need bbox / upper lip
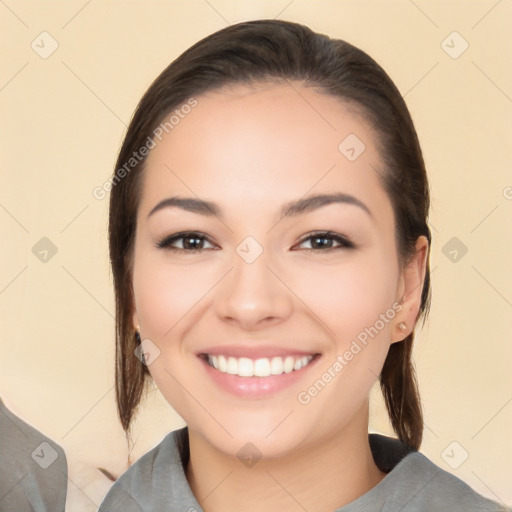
[196,345,320,359]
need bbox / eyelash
[155,230,355,253]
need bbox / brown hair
[109,19,431,450]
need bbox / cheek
[290,253,398,341]
[131,249,214,418]
[132,250,216,338]
[293,256,398,422]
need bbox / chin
[189,410,311,460]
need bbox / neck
[185,404,386,512]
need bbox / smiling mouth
[199,353,320,378]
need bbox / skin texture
[131,82,428,512]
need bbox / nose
[214,248,293,331]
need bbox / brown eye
[295,231,355,252]
[156,232,217,252]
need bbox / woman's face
[131,82,425,458]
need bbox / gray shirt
[99,426,510,511]
[0,397,68,512]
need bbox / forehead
[140,81,391,221]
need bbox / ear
[392,235,429,343]
[132,310,140,332]
[130,277,140,332]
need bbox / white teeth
[226,357,238,375]
[283,356,295,373]
[238,358,253,377]
[217,355,226,372]
[254,358,271,377]
[270,357,283,375]
[206,354,315,377]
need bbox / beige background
[1,0,511,510]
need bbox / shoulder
[0,397,68,511]
[99,427,198,512]
[363,433,510,512]
[383,451,510,512]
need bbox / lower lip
[198,355,321,398]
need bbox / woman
[99,19,509,511]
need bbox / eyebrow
[147,192,372,220]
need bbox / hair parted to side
[109,19,431,450]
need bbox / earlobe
[132,311,140,332]
[392,236,429,343]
